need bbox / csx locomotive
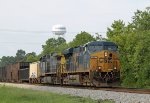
[0,41,120,87]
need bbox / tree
[0,56,16,67]
[69,31,95,47]
[41,37,67,55]
[0,50,39,67]
[131,9,150,31]
[107,8,150,88]
[15,49,26,62]
[25,52,39,62]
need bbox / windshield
[104,45,117,51]
[88,46,103,53]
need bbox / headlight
[104,52,108,57]
[98,66,101,70]
[114,67,117,70]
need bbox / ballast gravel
[0,83,150,103]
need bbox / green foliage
[0,56,16,67]
[69,31,96,47]
[25,52,39,62]
[0,50,39,67]
[41,37,67,55]
[132,10,150,30]
[0,49,27,67]
[15,49,26,62]
[107,20,125,39]
[107,9,150,88]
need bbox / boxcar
[10,62,30,82]
[6,65,12,82]
[0,67,6,82]
[18,62,30,82]
[11,63,19,82]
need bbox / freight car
[39,41,120,87]
[1,62,30,83]
[0,67,6,82]
[6,65,11,82]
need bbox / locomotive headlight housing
[97,66,102,71]
[98,66,101,70]
[104,52,108,57]
[114,67,117,70]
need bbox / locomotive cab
[85,41,120,86]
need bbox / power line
[0,42,42,44]
[0,29,50,33]
[0,41,44,46]
[0,29,106,34]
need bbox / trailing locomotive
[0,41,120,87]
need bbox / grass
[0,85,114,103]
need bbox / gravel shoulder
[0,83,150,103]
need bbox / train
[0,41,120,87]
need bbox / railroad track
[94,87,150,94]
[30,83,150,94]
[1,82,150,94]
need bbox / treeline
[0,8,150,88]
[0,50,39,67]
[107,9,150,88]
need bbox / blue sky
[0,0,149,57]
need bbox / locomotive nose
[103,51,118,72]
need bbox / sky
[0,0,149,57]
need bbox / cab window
[104,45,117,51]
[88,46,103,53]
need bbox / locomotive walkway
[0,82,150,103]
